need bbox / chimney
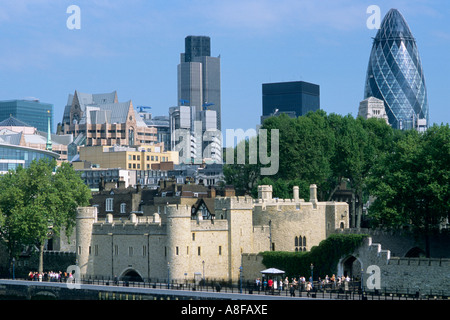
[224,186,235,197]
[117,179,126,189]
[293,186,299,201]
[208,186,216,198]
[310,184,317,202]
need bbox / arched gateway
[119,268,144,282]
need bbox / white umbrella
[260,268,285,275]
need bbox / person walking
[289,284,296,297]
[306,281,312,297]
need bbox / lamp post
[202,260,205,284]
[12,258,15,280]
[361,267,364,299]
[239,266,243,293]
[167,262,170,289]
[310,263,314,288]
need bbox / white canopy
[260,268,285,275]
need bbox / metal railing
[7,276,450,300]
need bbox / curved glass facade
[364,9,429,130]
[0,144,59,173]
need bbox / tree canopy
[223,111,449,241]
[0,159,92,272]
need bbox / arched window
[295,236,307,252]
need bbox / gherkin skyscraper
[364,9,429,130]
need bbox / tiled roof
[0,116,32,127]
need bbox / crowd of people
[255,274,353,297]
[28,271,75,283]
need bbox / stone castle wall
[340,237,450,294]
[76,185,350,283]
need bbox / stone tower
[166,204,192,281]
[76,207,97,276]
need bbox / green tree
[223,137,261,196]
[261,111,335,200]
[0,159,92,273]
[224,110,394,230]
[367,124,450,256]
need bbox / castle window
[176,246,179,255]
[143,245,147,256]
[95,245,98,256]
[120,203,126,214]
[295,236,307,252]
[129,247,133,256]
[192,233,195,241]
[219,246,222,256]
[114,245,119,255]
[198,246,201,256]
[106,198,113,212]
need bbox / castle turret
[166,204,191,282]
[258,185,272,201]
[76,207,97,277]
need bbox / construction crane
[179,99,190,106]
[202,102,214,110]
[136,106,152,112]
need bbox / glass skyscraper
[364,9,429,130]
[261,81,320,124]
[178,36,221,130]
[0,99,53,133]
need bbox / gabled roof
[0,116,33,127]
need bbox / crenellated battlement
[214,195,254,211]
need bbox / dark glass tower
[261,81,320,124]
[364,9,429,130]
[184,36,211,62]
[178,36,221,130]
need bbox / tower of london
[76,184,349,282]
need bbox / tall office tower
[261,81,320,124]
[0,99,53,133]
[178,35,221,131]
[364,9,429,130]
[169,105,221,164]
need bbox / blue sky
[0,0,448,134]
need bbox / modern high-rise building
[178,35,221,130]
[169,105,221,164]
[0,99,53,133]
[364,8,429,130]
[261,81,320,124]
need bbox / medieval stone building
[75,184,349,282]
